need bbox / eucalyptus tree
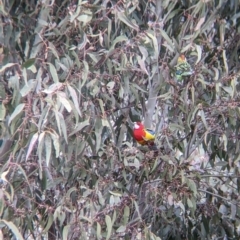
[0,0,240,239]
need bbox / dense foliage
[0,0,240,239]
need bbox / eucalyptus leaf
[22,58,35,68]
[117,11,139,31]
[0,103,6,121]
[0,220,24,240]
[8,103,25,126]
[47,62,59,83]
[26,132,39,160]
[105,215,112,240]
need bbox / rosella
[133,122,156,149]
[175,54,193,81]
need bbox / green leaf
[45,134,52,166]
[54,109,61,136]
[222,49,228,73]
[158,28,174,51]
[48,42,59,59]
[117,10,139,31]
[96,222,102,239]
[14,163,32,194]
[37,131,45,172]
[123,206,130,225]
[77,14,92,25]
[146,30,159,57]
[1,169,10,183]
[222,134,227,151]
[42,82,63,94]
[20,83,33,97]
[50,131,60,158]
[195,44,202,64]
[0,220,24,240]
[69,118,90,136]
[0,63,16,73]
[130,83,147,92]
[109,35,128,51]
[69,2,81,22]
[187,179,198,197]
[59,113,68,143]
[133,200,142,221]
[109,190,122,197]
[215,161,228,167]
[67,85,82,117]
[47,62,59,83]
[26,132,39,160]
[57,61,69,73]
[137,55,148,74]
[63,225,70,240]
[116,225,126,233]
[105,215,112,240]
[8,103,25,126]
[57,92,72,112]
[22,58,35,68]
[0,103,6,121]
[43,214,53,233]
[230,201,237,220]
[194,16,205,31]
[106,81,115,90]
[199,110,208,129]
[187,106,199,128]
[187,198,193,208]
[66,187,77,198]
[94,118,103,153]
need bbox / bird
[175,54,194,81]
[132,122,157,150]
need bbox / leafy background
[0,0,240,239]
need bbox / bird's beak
[133,122,139,129]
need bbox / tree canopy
[0,0,240,239]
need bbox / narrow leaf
[109,35,128,51]
[117,11,139,31]
[96,222,101,239]
[54,110,61,136]
[59,112,68,143]
[187,198,193,208]
[63,225,70,240]
[42,82,63,94]
[69,118,90,136]
[26,132,39,160]
[57,92,72,112]
[194,16,205,31]
[0,104,6,120]
[0,220,24,240]
[105,215,112,240]
[47,63,59,83]
[8,103,25,125]
[0,63,16,73]
[45,134,52,166]
[43,214,53,233]
[67,85,82,117]
[195,44,202,64]
[1,169,10,182]
[146,30,159,56]
[37,132,45,172]
[158,28,174,50]
[22,58,36,68]
[50,132,60,157]
[116,226,126,233]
